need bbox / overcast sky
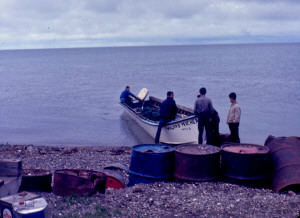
[1,0,300,49]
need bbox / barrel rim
[174,144,221,156]
[22,169,52,176]
[221,143,269,154]
[132,143,174,153]
[54,169,107,177]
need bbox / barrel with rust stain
[221,143,270,186]
[19,169,52,192]
[129,144,174,186]
[174,144,221,181]
[264,135,300,193]
[53,169,107,196]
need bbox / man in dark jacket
[155,91,178,143]
[194,87,214,144]
[120,86,139,106]
[211,108,220,146]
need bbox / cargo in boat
[120,88,199,144]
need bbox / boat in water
[120,88,199,144]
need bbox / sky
[0,0,300,50]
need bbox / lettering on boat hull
[166,117,198,131]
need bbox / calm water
[0,43,299,146]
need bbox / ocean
[0,43,299,146]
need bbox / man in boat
[194,87,214,145]
[227,92,241,143]
[120,86,139,106]
[155,91,178,143]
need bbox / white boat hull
[121,104,199,144]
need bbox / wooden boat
[120,89,199,144]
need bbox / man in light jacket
[227,92,241,143]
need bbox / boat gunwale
[120,100,197,127]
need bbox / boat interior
[122,96,195,122]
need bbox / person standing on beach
[227,92,241,143]
[211,108,220,146]
[194,87,214,144]
[155,91,178,144]
[120,86,139,106]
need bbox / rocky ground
[0,144,299,217]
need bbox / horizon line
[1,41,300,52]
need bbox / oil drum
[19,169,52,192]
[129,144,174,186]
[265,135,300,192]
[53,169,107,196]
[221,143,269,186]
[174,144,221,181]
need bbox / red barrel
[174,144,221,181]
[221,143,270,186]
[53,169,107,196]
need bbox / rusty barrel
[264,135,300,192]
[53,169,107,196]
[221,143,269,186]
[129,144,174,186]
[19,169,52,192]
[174,144,221,181]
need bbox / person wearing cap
[120,86,139,106]
[227,92,241,143]
[155,91,178,144]
[194,87,214,144]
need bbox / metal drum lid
[174,144,221,155]
[132,144,174,153]
[221,143,269,154]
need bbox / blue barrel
[129,144,174,186]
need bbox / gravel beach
[1,144,299,217]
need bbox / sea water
[0,43,299,146]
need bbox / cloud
[0,0,299,49]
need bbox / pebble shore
[1,144,299,217]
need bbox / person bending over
[120,86,139,106]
